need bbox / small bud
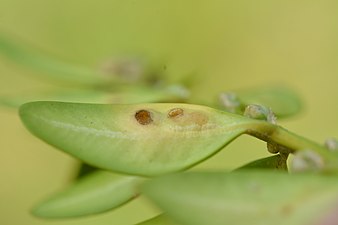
[267,142,292,155]
[267,142,280,154]
[219,92,242,113]
[266,142,293,155]
[244,104,277,124]
[290,150,325,173]
[325,138,338,152]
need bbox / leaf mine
[168,108,184,118]
[135,109,153,125]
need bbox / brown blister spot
[168,108,184,118]
[135,110,153,125]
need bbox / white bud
[244,104,277,124]
[290,150,324,173]
[325,138,338,152]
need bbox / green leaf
[219,86,302,118]
[19,102,255,176]
[135,214,177,225]
[20,101,338,175]
[143,171,338,225]
[0,89,109,108]
[0,85,187,109]
[235,154,288,171]
[238,86,302,117]
[32,170,143,218]
[0,34,108,85]
[105,85,189,104]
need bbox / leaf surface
[33,170,142,218]
[218,86,302,118]
[237,86,302,118]
[0,34,105,85]
[143,171,338,225]
[19,102,256,176]
[1,86,186,108]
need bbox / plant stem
[246,121,338,168]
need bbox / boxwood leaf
[0,34,108,85]
[32,170,142,218]
[1,85,187,109]
[19,102,256,176]
[237,86,302,117]
[0,89,108,108]
[143,171,338,225]
[219,86,302,118]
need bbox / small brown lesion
[135,110,153,125]
[168,108,184,118]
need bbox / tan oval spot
[135,110,153,125]
[168,108,184,118]
[189,112,208,126]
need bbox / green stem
[246,122,338,167]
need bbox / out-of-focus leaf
[0,34,107,85]
[235,154,288,171]
[143,171,338,225]
[218,86,302,118]
[135,214,177,225]
[32,170,143,218]
[106,85,189,104]
[0,89,109,108]
[0,85,188,109]
[19,102,259,176]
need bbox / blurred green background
[1,1,337,224]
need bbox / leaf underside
[143,171,338,225]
